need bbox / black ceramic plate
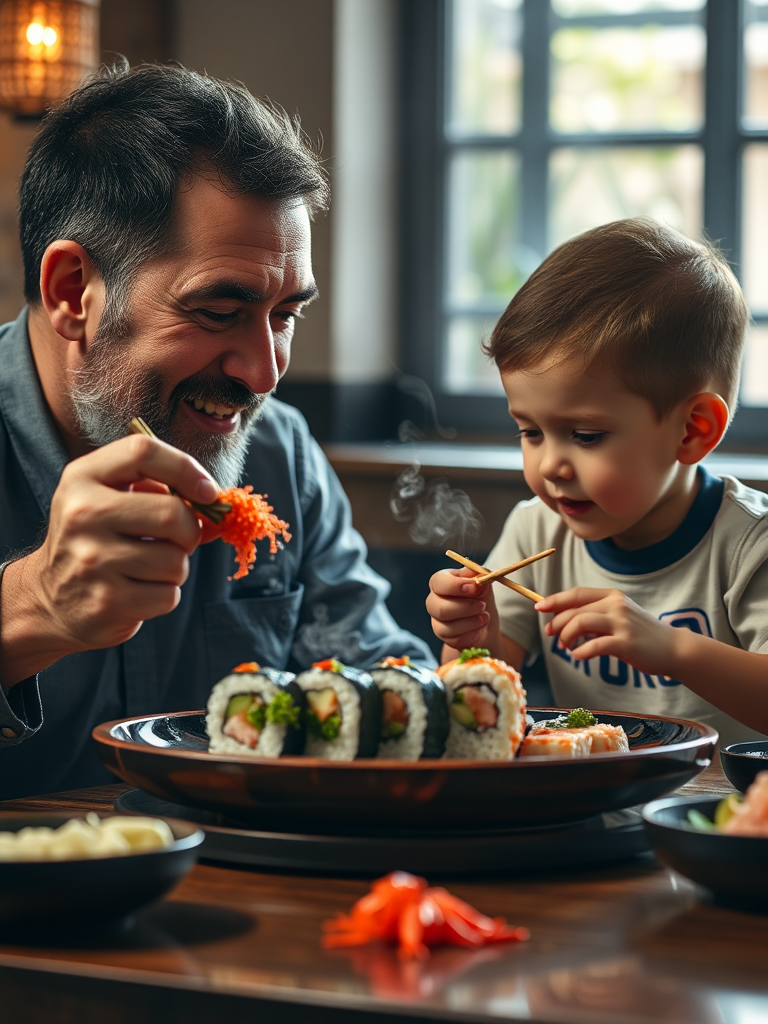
[116,788,649,874]
[93,708,717,831]
[721,741,768,793]
[0,814,204,932]
[642,796,768,910]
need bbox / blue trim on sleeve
[585,466,725,575]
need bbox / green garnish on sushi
[246,702,267,730]
[548,708,598,729]
[224,694,267,729]
[307,710,341,740]
[458,647,490,664]
[266,691,301,729]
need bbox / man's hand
[536,587,678,676]
[1,434,219,689]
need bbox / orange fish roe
[212,486,291,580]
[232,662,261,673]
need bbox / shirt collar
[585,465,725,575]
[0,308,69,518]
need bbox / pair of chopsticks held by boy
[427,218,768,747]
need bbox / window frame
[399,0,768,446]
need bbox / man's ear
[677,393,729,465]
[39,240,101,342]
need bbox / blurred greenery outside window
[400,0,768,446]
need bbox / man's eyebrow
[181,281,319,305]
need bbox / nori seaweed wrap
[369,656,449,759]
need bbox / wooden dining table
[1,759,767,1024]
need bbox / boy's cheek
[522,464,555,510]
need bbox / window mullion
[520,0,551,263]
[703,0,743,263]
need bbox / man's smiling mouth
[186,398,238,420]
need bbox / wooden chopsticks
[445,550,546,604]
[127,416,232,524]
[473,548,555,585]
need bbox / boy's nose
[539,445,573,482]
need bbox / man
[0,63,432,799]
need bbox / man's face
[70,176,316,485]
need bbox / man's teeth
[191,398,235,419]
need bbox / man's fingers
[76,434,219,503]
[112,539,191,587]
[431,612,490,642]
[103,491,203,553]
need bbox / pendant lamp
[0,0,99,117]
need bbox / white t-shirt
[486,469,768,747]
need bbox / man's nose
[219,319,287,395]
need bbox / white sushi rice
[206,672,289,757]
[441,660,526,760]
[296,668,361,760]
[371,668,428,761]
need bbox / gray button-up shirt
[0,310,433,798]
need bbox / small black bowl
[642,796,768,911]
[721,742,768,793]
[0,814,204,933]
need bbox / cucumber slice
[450,700,478,730]
[385,721,406,739]
[225,694,253,720]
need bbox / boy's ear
[39,240,102,342]
[677,393,729,464]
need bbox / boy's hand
[536,588,678,676]
[426,567,500,653]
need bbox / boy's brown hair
[485,218,749,419]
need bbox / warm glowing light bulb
[26,23,45,45]
[42,27,57,47]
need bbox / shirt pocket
[202,583,304,681]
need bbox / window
[400,0,768,444]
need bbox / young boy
[427,218,768,746]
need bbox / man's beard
[68,321,270,488]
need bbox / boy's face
[501,355,691,549]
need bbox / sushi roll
[296,659,381,760]
[580,724,629,753]
[526,709,629,756]
[437,648,527,760]
[206,662,305,756]
[369,656,449,760]
[519,730,591,758]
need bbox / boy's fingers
[430,568,485,597]
[557,613,613,649]
[568,635,617,662]
[431,612,490,642]
[428,597,487,622]
[535,587,611,613]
